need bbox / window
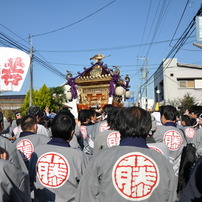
[178,79,194,88]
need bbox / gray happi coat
[75,146,177,202]
[29,144,89,202]
[93,129,120,155]
[0,159,31,202]
[153,125,187,177]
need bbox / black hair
[26,105,40,116]
[16,118,21,126]
[107,107,120,130]
[78,109,90,123]
[189,105,202,117]
[0,112,3,123]
[21,115,37,131]
[102,104,115,115]
[57,108,74,119]
[116,106,152,139]
[51,114,75,140]
[190,118,198,128]
[181,115,191,126]
[160,105,178,121]
[88,108,96,117]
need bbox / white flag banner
[0,47,30,92]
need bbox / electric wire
[169,0,190,46]
[32,0,116,37]
[139,6,201,92]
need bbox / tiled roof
[0,95,25,100]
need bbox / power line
[36,37,190,53]
[0,31,66,79]
[32,0,116,37]
[139,4,202,91]
[169,0,190,46]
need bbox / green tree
[50,86,65,112]
[21,85,66,114]
[20,89,37,115]
[35,84,51,110]
[178,93,197,115]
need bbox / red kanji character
[1,57,25,86]
[112,152,159,200]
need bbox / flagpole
[29,35,33,107]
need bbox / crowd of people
[0,104,202,201]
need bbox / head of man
[51,114,75,142]
[26,105,41,122]
[160,105,178,124]
[21,115,37,133]
[78,109,90,124]
[107,107,120,130]
[116,106,152,139]
[15,112,22,120]
[102,104,115,118]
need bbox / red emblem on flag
[37,152,70,188]
[107,132,120,147]
[17,139,34,160]
[112,152,159,200]
[1,57,24,86]
[163,130,182,151]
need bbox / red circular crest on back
[185,127,195,138]
[107,132,120,147]
[99,122,109,132]
[37,152,70,188]
[112,152,159,200]
[163,130,182,151]
[17,139,34,160]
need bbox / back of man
[0,159,31,202]
[93,129,120,155]
[76,145,176,202]
[0,112,27,173]
[30,144,88,201]
[153,105,187,177]
[30,112,89,201]
[76,106,177,202]
[14,115,50,168]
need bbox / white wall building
[154,58,202,105]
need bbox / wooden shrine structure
[66,54,130,110]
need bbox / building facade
[0,95,25,110]
[154,58,202,105]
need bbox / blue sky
[1,0,202,100]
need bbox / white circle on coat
[112,152,159,201]
[107,132,120,147]
[163,130,182,151]
[185,127,195,138]
[17,139,34,160]
[37,152,70,188]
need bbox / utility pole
[145,57,148,110]
[29,35,33,107]
[137,57,148,110]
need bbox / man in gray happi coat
[0,112,31,201]
[76,106,177,202]
[91,104,115,141]
[153,105,187,177]
[30,110,89,202]
[93,107,120,155]
[14,115,50,169]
